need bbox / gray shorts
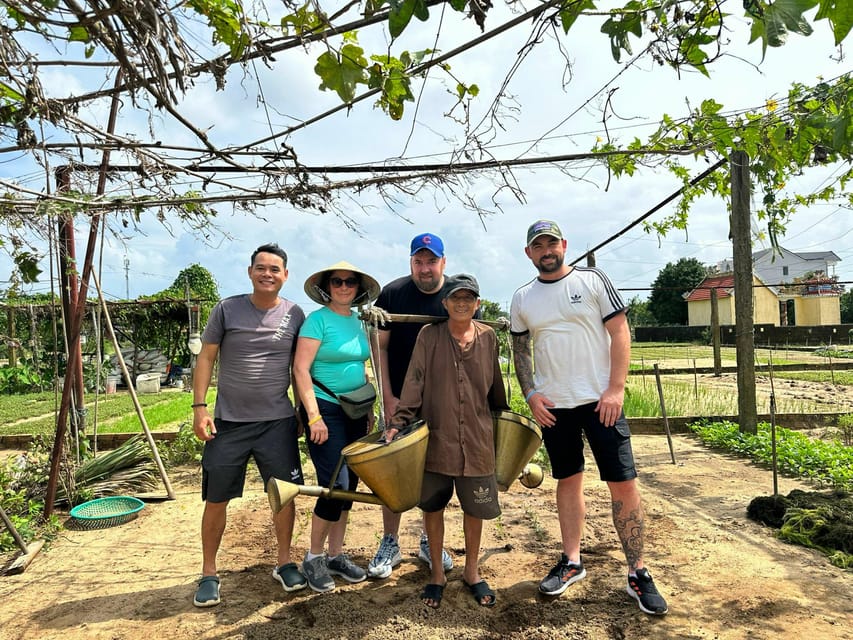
[419,471,501,520]
[201,417,303,503]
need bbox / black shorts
[419,471,501,520]
[201,417,303,503]
[543,403,637,482]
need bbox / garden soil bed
[1,433,851,640]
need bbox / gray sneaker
[367,534,403,579]
[302,554,335,593]
[418,533,453,572]
[327,553,367,583]
[539,554,586,596]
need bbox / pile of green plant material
[748,489,853,569]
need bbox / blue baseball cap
[410,233,445,257]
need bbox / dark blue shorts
[201,417,303,503]
[543,403,637,482]
[302,399,370,522]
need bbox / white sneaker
[367,534,403,579]
[418,533,453,572]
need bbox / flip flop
[464,579,496,607]
[420,582,445,609]
[193,575,221,608]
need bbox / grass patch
[624,377,822,416]
[0,390,216,436]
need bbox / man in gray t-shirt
[191,243,308,608]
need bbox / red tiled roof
[685,274,734,302]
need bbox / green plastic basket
[68,496,145,530]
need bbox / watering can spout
[267,478,300,513]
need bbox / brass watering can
[268,421,429,514]
[493,410,544,491]
[268,411,544,515]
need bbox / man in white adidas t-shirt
[510,220,668,616]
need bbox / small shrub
[161,422,203,466]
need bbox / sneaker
[302,554,335,593]
[368,534,403,579]
[272,562,308,592]
[627,568,668,615]
[538,554,587,596]
[327,553,367,583]
[418,533,453,572]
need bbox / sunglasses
[329,276,359,288]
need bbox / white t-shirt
[510,267,626,409]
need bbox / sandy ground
[1,430,851,640]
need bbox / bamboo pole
[92,272,175,500]
[653,363,677,464]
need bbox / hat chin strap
[352,291,369,306]
[311,285,332,304]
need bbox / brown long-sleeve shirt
[393,320,509,477]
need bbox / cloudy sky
[2,4,852,313]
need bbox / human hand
[193,410,216,441]
[384,426,399,443]
[383,396,399,421]
[595,387,624,427]
[309,418,329,444]
[527,393,556,428]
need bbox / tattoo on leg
[612,499,644,571]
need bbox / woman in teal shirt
[293,261,380,593]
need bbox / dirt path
[1,434,851,640]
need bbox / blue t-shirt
[299,306,370,403]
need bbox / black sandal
[420,583,445,609]
[464,580,496,607]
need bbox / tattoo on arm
[612,499,645,572]
[512,333,535,394]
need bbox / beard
[413,273,442,293]
[536,253,564,274]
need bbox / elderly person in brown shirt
[388,274,509,609]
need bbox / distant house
[684,273,780,326]
[717,246,841,285]
[684,271,841,327]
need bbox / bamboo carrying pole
[367,312,509,330]
[91,272,175,500]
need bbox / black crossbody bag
[311,377,376,419]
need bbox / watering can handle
[378,420,425,444]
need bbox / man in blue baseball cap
[367,232,455,580]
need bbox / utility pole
[124,256,130,300]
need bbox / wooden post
[730,150,757,434]
[7,305,16,368]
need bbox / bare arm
[512,332,555,427]
[293,336,328,445]
[192,342,219,441]
[596,311,630,427]
[511,332,535,397]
